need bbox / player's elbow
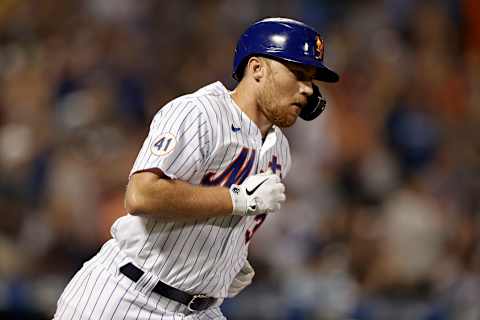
[124,171,166,216]
[125,173,158,215]
[125,181,146,215]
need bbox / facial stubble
[257,63,297,128]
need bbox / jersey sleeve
[130,99,211,180]
[280,133,292,179]
[283,147,292,179]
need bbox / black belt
[119,263,216,312]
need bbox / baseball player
[53,17,339,320]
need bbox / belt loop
[135,272,153,294]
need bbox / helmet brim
[273,54,340,83]
[315,65,339,83]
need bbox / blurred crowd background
[0,0,479,319]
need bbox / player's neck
[231,83,272,138]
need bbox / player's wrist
[229,184,258,216]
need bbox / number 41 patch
[151,133,176,156]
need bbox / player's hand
[229,171,285,216]
[227,260,254,298]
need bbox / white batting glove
[229,172,286,216]
[227,260,255,298]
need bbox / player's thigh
[55,265,143,320]
[59,268,201,319]
[53,261,99,319]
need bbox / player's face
[257,59,315,127]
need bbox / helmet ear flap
[299,84,326,121]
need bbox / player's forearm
[125,172,233,220]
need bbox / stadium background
[0,0,479,319]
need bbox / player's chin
[274,113,298,127]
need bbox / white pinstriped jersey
[111,81,291,298]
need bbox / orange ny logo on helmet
[314,35,324,60]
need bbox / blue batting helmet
[233,18,339,82]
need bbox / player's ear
[246,57,264,82]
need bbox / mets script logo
[201,148,256,187]
[202,150,284,244]
[315,35,324,60]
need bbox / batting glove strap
[229,184,257,216]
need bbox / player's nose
[299,80,314,97]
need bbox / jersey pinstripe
[54,239,226,319]
[112,82,291,298]
[54,81,291,319]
